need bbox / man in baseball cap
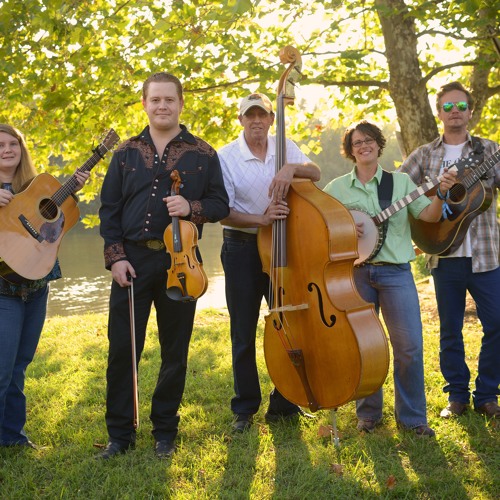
[217,92,320,433]
[239,93,273,116]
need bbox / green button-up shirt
[323,165,431,264]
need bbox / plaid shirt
[400,133,499,273]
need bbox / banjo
[351,167,457,266]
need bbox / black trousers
[221,233,299,416]
[105,242,196,445]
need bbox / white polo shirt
[218,132,310,232]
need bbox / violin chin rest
[166,286,195,302]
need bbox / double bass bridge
[269,303,309,313]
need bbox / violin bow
[128,277,140,429]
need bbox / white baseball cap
[239,93,273,116]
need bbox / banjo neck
[373,166,456,226]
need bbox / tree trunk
[375,0,438,157]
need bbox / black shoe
[2,440,38,449]
[265,408,315,424]
[97,440,134,460]
[232,414,253,433]
[155,440,176,459]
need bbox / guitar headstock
[453,150,481,171]
[94,128,121,158]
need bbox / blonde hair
[0,124,37,192]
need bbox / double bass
[257,47,389,411]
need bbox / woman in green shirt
[323,120,455,437]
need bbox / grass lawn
[0,280,498,499]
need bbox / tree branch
[422,61,477,84]
[312,79,389,89]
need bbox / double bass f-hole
[163,170,208,302]
[307,282,337,328]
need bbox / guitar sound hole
[39,198,59,220]
[448,183,466,203]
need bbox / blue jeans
[0,286,48,445]
[221,233,299,416]
[353,264,428,428]
[431,258,500,408]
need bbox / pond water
[47,223,228,317]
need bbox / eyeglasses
[352,137,375,148]
[442,101,468,112]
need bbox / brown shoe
[413,425,436,437]
[475,401,500,419]
[356,418,381,433]
[440,401,469,418]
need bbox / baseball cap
[239,93,273,116]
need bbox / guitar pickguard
[40,213,65,243]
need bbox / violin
[164,170,208,301]
[257,46,389,411]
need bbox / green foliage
[0,0,498,212]
[0,301,498,498]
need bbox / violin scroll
[170,169,182,196]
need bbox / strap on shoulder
[377,170,393,211]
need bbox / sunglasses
[442,101,468,112]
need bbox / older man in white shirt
[218,93,320,432]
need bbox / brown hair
[142,72,183,101]
[435,81,474,112]
[0,123,37,192]
[341,121,386,163]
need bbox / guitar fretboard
[461,148,500,189]
[49,128,119,207]
[51,147,108,206]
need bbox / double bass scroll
[257,46,389,412]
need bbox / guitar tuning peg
[424,176,431,182]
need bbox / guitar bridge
[19,214,44,242]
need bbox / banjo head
[350,209,384,266]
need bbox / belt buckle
[145,240,164,251]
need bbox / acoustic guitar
[410,147,500,256]
[0,129,120,282]
[351,167,457,265]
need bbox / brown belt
[125,239,166,251]
[356,261,395,267]
[223,229,257,241]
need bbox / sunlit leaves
[0,0,498,206]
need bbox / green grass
[1,283,498,499]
